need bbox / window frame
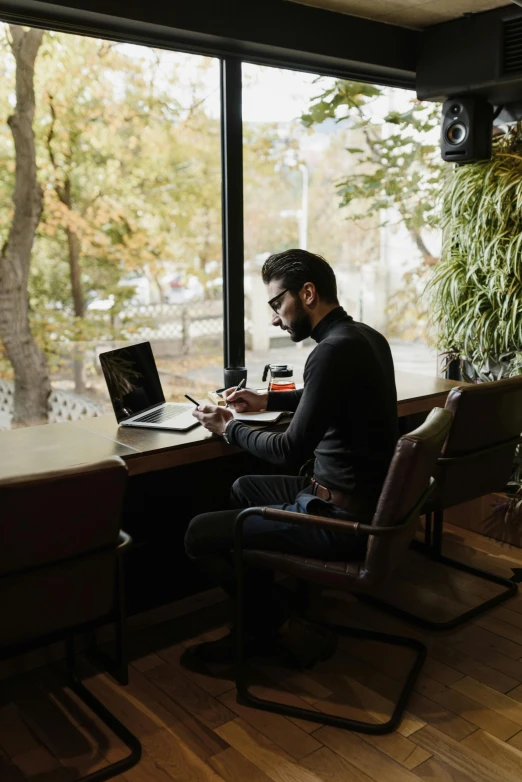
[0,0,416,369]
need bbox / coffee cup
[224,367,247,390]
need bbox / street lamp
[298,163,308,251]
[279,161,309,250]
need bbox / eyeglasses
[268,288,292,313]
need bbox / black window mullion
[220,57,245,370]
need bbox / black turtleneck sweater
[226,307,399,501]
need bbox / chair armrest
[258,508,413,538]
[260,508,366,535]
[233,478,434,554]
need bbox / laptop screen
[99,342,165,423]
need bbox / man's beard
[287,300,312,342]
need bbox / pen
[226,377,246,408]
[184,393,200,407]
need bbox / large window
[0,26,441,431]
[0,25,222,428]
[242,64,440,387]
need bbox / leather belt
[311,477,375,517]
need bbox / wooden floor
[4,522,522,782]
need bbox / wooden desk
[71,371,461,476]
[395,371,460,416]
[73,412,233,476]
[0,371,462,614]
[0,421,137,482]
[0,371,461,481]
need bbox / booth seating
[0,456,141,782]
[233,406,453,734]
[366,375,522,630]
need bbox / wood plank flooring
[4,521,522,782]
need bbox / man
[183,249,398,664]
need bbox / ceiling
[287,0,512,29]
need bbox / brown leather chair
[233,406,453,734]
[0,457,141,782]
[366,375,522,630]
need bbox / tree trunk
[66,227,84,318]
[152,272,164,305]
[73,356,85,394]
[0,26,50,427]
[362,125,439,269]
[65,208,85,393]
[46,99,86,392]
[60,179,85,319]
[410,225,438,267]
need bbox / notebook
[232,410,283,423]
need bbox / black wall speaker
[440,97,493,162]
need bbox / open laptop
[99,342,199,431]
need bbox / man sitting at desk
[183,249,399,665]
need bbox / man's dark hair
[261,249,338,304]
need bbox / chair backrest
[0,456,128,650]
[361,407,453,589]
[434,375,522,508]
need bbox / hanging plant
[427,126,522,382]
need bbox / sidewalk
[180,338,440,394]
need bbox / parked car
[165,275,204,304]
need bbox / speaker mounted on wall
[441,97,493,163]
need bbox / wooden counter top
[72,413,234,475]
[395,370,461,416]
[0,371,463,480]
[73,371,462,475]
[0,421,137,482]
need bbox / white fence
[0,380,103,431]
[116,299,225,351]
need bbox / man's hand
[224,387,268,413]
[192,404,233,435]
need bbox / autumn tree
[35,35,157,389]
[28,38,226,389]
[0,26,51,426]
[302,80,444,338]
[302,80,443,264]
[243,120,303,260]
[39,41,222,287]
[2,33,340,416]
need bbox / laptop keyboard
[133,405,191,424]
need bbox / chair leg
[114,556,129,685]
[235,621,426,734]
[65,636,141,782]
[85,559,129,685]
[360,509,520,631]
[424,510,432,549]
[233,547,425,734]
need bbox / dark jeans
[184,475,367,634]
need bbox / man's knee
[184,513,211,560]
[230,475,250,508]
[185,509,238,561]
[230,474,268,508]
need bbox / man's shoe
[180,627,281,671]
[278,618,337,669]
